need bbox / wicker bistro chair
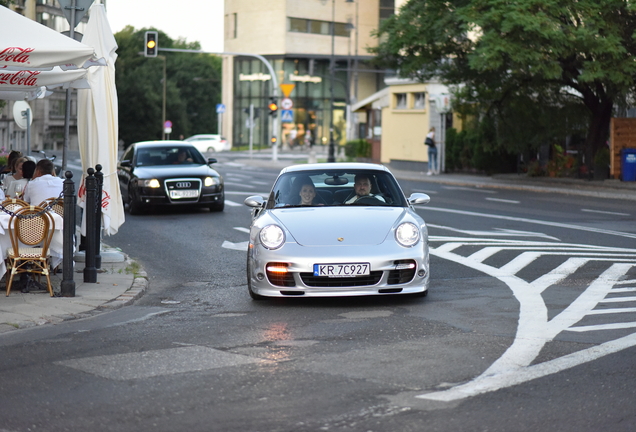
[1,198,28,215]
[38,197,64,218]
[5,206,55,296]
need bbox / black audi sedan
[117,141,225,214]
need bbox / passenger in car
[298,181,322,206]
[344,174,385,204]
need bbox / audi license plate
[170,190,198,199]
[313,263,370,278]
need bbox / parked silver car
[244,163,431,299]
[183,134,231,153]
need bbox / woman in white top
[4,157,28,197]
[6,158,36,199]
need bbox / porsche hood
[272,207,407,246]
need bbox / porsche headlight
[260,225,285,250]
[395,222,420,247]
[141,179,160,188]
[204,176,219,187]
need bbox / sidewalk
[0,246,148,333]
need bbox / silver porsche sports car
[244,163,431,299]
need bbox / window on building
[379,0,395,25]
[395,93,407,109]
[289,17,308,33]
[309,20,329,35]
[288,17,350,37]
[413,92,426,109]
[229,13,237,39]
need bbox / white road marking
[234,227,250,233]
[222,240,249,251]
[419,238,636,402]
[224,182,255,188]
[428,224,559,241]
[419,332,636,402]
[224,200,242,207]
[418,205,636,239]
[599,296,636,303]
[225,191,269,196]
[582,208,630,216]
[486,197,520,204]
[588,307,636,315]
[441,185,497,193]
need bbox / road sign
[216,103,226,114]
[164,120,172,128]
[280,109,294,123]
[280,83,295,98]
[57,0,94,28]
[280,98,293,110]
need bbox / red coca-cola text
[0,70,40,86]
[0,47,34,64]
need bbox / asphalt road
[0,155,635,432]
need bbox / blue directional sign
[216,103,226,114]
[280,109,294,123]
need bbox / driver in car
[345,174,385,204]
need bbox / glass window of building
[414,92,426,109]
[289,17,308,33]
[310,20,330,35]
[395,93,407,109]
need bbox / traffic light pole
[157,48,280,161]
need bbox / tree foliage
[372,0,636,162]
[114,26,222,146]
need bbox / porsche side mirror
[244,195,266,208]
[408,193,430,206]
[207,158,218,165]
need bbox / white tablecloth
[0,212,64,276]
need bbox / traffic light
[144,31,158,57]
[268,98,278,116]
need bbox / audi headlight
[395,222,420,247]
[260,225,285,250]
[204,176,219,187]
[141,179,160,188]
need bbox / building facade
[222,0,394,151]
[0,0,89,154]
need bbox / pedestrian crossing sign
[281,109,294,123]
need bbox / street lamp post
[328,0,336,162]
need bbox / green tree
[372,0,636,163]
[114,27,222,146]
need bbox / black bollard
[60,171,76,297]
[83,168,97,283]
[94,164,103,269]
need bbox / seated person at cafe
[344,174,385,204]
[23,159,63,206]
[5,157,34,199]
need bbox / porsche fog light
[260,225,285,250]
[395,222,420,247]
[141,179,160,188]
[204,176,218,187]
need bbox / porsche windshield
[266,169,408,209]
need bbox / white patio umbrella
[77,4,125,236]
[0,66,89,91]
[0,6,101,70]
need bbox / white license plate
[170,190,198,198]
[313,263,370,278]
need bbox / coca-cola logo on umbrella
[0,47,34,64]
[0,70,40,86]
